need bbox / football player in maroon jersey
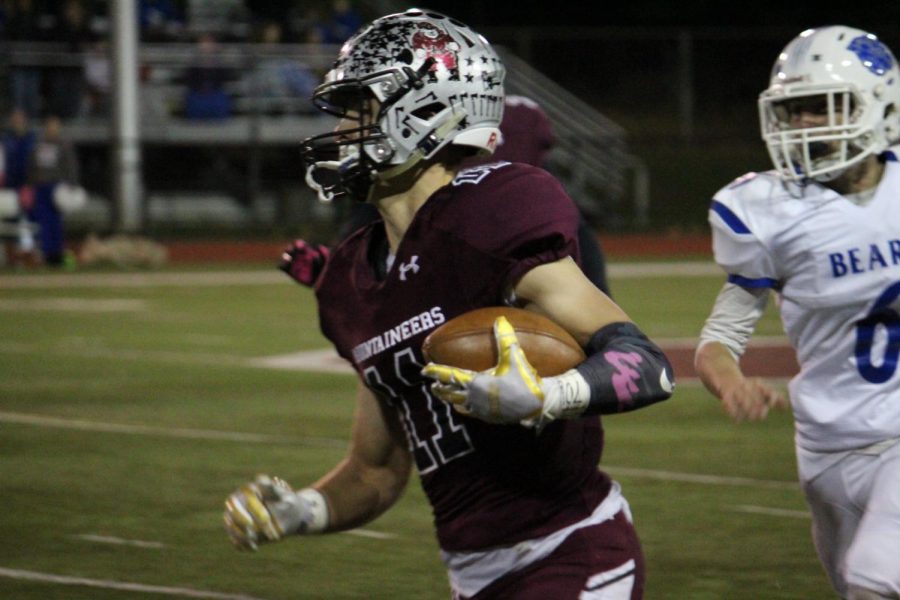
[281,93,611,295]
[226,10,673,599]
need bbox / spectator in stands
[241,21,317,114]
[304,0,362,44]
[183,33,233,120]
[52,0,94,50]
[3,0,46,117]
[186,0,247,43]
[1,108,37,265]
[24,114,80,266]
[46,0,96,119]
[0,159,28,266]
[242,0,294,32]
[138,0,182,41]
[2,108,35,194]
[0,183,35,268]
[329,0,362,40]
[82,40,111,117]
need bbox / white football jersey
[709,149,900,452]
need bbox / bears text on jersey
[828,239,900,278]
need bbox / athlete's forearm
[313,451,410,532]
[694,339,746,400]
[310,383,412,533]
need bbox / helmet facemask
[302,81,392,203]
[759,86,870,183]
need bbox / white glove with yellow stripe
[223,475,329,551]
[422,316,589,426]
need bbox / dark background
[408,2,900,233]
[17,1,900,236]
[419,2,900,29]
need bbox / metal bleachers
[5,39,634,228]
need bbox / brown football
[422,306,586,376]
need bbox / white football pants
[799,438,900,598]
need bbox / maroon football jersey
[315,162,612,552]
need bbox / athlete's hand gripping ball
[223,475,316,551]
[422,316,548,424]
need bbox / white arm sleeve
[698,282,770,361]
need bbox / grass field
[0,261,833,599]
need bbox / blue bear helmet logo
[847,35,894,76]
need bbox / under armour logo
[398,255,420,281]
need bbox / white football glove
[422,316,588,426]
[223,475,325,551]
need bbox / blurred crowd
[0,107,82,267]
[0,0,368,268]
[0,0,366,121]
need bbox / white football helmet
[759,25,900,183]
[301,9,506,202]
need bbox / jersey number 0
[855,280,900,384]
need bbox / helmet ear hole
[882,103,900,144]
[411,103,446,120]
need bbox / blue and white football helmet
[759,25,900,182]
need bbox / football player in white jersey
[695,26,900,600]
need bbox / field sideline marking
[607,467,797,490]
[731,504,810,519]
[246,337,793,375]
[71,530,393,545]
[0,339,363,376]
[74,534,165,549]
[1,410,796,491]
[0,270,286,289]
[0,338,791,380]
[0,411,345,448]
[248,348,355,374]
[0,567,268,599]
[0,262,721,289]
[343,529,397,540]
[0,297,148,312]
